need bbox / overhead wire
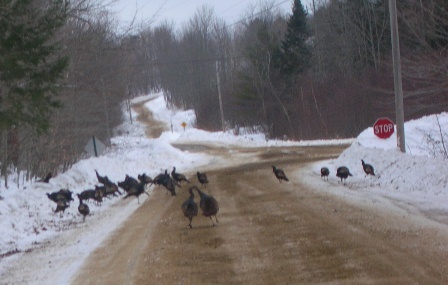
[226,0,292,28]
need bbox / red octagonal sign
[373,117,395,139]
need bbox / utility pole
[127,85,133,124]
[215,61,225,131]
[388,0,406,152]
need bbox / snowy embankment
[304,113,448,219]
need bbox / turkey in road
[196,171,209,188]
[172,167,190,185]
[152,170,170,186]
[272,166,289,183]
[150,170,176,196]
[123,181,148,204]
[162,176,177,196]
[361,160,375,176]
[193,186,219,226]
[181,187,198,228]
[320,167,330,180]
[336,166,352,184]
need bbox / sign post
[85,136,105,157]
[373,117,395,139]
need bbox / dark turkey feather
[361,160,375,176]
[336,166,352,184]
[193,186,219,226]
[172,167,190,185]
[197,171,209,188]
[77,197,90,222]
[182,188,198,228]
[272,166,289,183]
[321,167,330,180]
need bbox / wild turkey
[118,180,130,193]
[46,189,74,204]
[58,189,74,202]
[181,187,198,228]
[95,186,104,205]
[95,170,109,185]
[95,185,117,198]
[123,181,148,204]
[138,173,153,185]
[38,172,52,183]
[77,188,102,205]
[320,167,330,180]
[162,176,177,196]
[53,200,69,217]
[118,175,140,193]
[272,166,289,183]
[147,171,176,195]
[172,167,190,185]
[78,197,90,222]
[152,170,170,186]
[95,170,120,194]
[193,185,219,226]
[336,166,352,184]
[196,171,209,188]
[77,189,96,203]
[47,192,65,203]
[361,160,375,176]
[138,173,153,192]
[106,183,121,196]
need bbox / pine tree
[277,0,311,76]
[0,0,69,133]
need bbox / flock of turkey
[321,159,375,183]
[45,159,375,228]
[272,159,375,186]
[45,168,219,228]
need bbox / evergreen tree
[276,0,311,75]
[0,0,69,133]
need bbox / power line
[226,0,292,28]
[217,1,248,16]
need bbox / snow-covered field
[0,92,447,284]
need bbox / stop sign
[373,117,395,139]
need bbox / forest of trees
[0,0,447,185]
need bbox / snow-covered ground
[306,112,448,218]
[0,92,447,284]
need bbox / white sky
[108,0,315,30]
[1,92,448,284]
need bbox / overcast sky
[108,0,314,31]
